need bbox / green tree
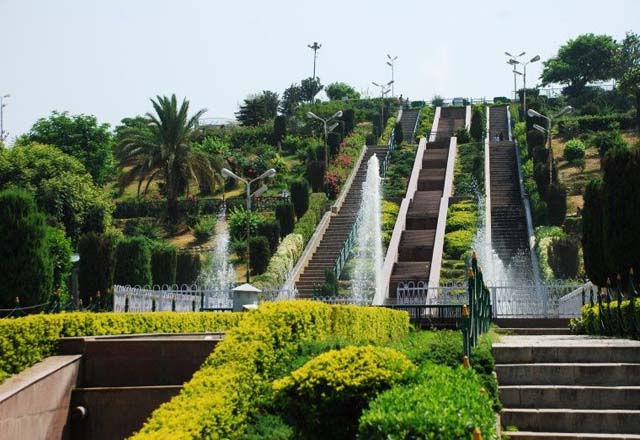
[78,232,115,302]
[325,82,360,101]
[616,31,640,77]
[18,111,114,184]
[0,189,53,308]
[301,77,323,102]
[470,106,484,142]
[280,83,303,116]
[0,143,112,240]
[273,115,287,148]
[582,180,607,285]
[114,236,152,287]
[541,34,619,96]
[618,66,640,130]
[45,227,73,294]
[116,94,220,222]
[236,91,280,126]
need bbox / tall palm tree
[117,94,221,222]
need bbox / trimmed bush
[289,179,309,219]
[228,207,263,242]
[573,298,640,338]
[193,215,217,242]
[292,193,327,242]
[257,220,280,254]
[151,242,177,286]
[133,301,410,439]
[582,180,607,285]
[547,182,567,226]
[275,202,295,238]
[249,236,271,275]
[274,346,415,440]
[557,113,636,136]
[273,115,287,147]
[590,130,627,158]
[176,252,201,286]
[454,127,472,144]
[252,234,304,289]
[548,236,579,279]
[563,139,586,162]
[393,121,404,145]
[0,189,53,308]
[113,236,152,287]
[327,131,341,156]
[470,106,484,141]
[78,232,115,303]
[358,364,496,439]
[0,312,242,383]
[45,226,73,295]
[306,160,325,192]
[527,129,546,150]
[444,230,474,260]
[341,109,355,135]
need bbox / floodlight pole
[521,55,541,119]
[0,94,9,143]
[308,42,322,80]
[307,111,343,170]
[372,81,393,140]
[386,54,398,97]
[505,51,526,103]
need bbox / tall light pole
[528,106,574,185]
[0,94,10,143]
[307,110,343,170]
[221,167,276,283]
[505,51,525,102]
[386,54,398,97]
[509,55,540,117]
[372,81,393,139]
[308,42,322,80]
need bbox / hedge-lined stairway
[388,107,467,297]
[495,332,640,439]
[488,105,534,279]
[295,145,387,296]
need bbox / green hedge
[252,193,327,289]
[358,364,496,439]
[176,252,201,286]
[557,113,636,136]
[0,312,242,383]
[151,243,177,286]
[113,236,152,287]
[274,345,414,440]
[133,301,410,439]
[572,298,640,338]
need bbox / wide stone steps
[399,108,420,141]
[496,335,640,438]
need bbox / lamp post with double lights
[507,55,541,117]
[505,51,525,103]
[528,106,574,184]
[221,167,276,283]
[386,54,398,97]
[307,110,343,170]
[372,80,393,139]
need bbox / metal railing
[462,254,492,359]
[332,213,361,282]
[112,285,296,313]
[558,282,595,317]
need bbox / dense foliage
[0,189,53,308]
[0,312,242,383]
[133,301,410,439]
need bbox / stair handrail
[508,105,543,289]
[381,108,403,177]
[333,212,361,280]
[411,107,422,143]
[462,252,492,359]
[484,105,492,250]
[332,144,367,213]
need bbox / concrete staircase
[495,334,640,439]
[388,107,466,298]
[296,146,387,296]
[399,108,420,142]
[489,106,533,279]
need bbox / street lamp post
[508,55,541,118]
[528,106,574,184]
[0,94,10,143]
[372,81,393,139]
[307,110,343,170]
[386,54,398,97]
[505,51,525,103]
[221,167,276,283]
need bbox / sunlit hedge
[0,312,242,383]
[133,301,410,439]
[572,298,640,337]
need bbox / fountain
[351,155,384,303]
[198,205,236,307]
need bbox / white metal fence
[113,285,296,312]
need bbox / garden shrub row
[572,298,640,337]
[442,200,478,283]
[0,312,242,383]
[253,194,327,289]
[133,301,410,439]
[359,363,496,439]
[557,112,636,137]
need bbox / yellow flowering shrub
[273,345,415,440]
[132,301,410,439]
[0,312,242,382]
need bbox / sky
[0,0,638,143]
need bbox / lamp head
[262,168,276,179]
[2,94,9,99]
[386,61,392,67]
[221,168,234,179]
[372,81,381,87]
[505,51,513,57]
[387,80,394,86]
[527,109,543,118]
[556,105,574,117]
[333,110,343,119]
[530,55,541,63]
[518,51,526,57]
[533,124,547,133]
